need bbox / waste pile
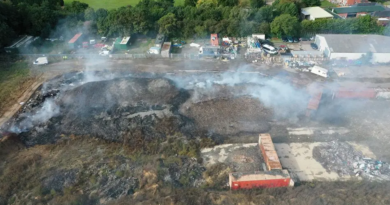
[313,141,390,181]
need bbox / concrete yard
[201,143,265,173]
[274,142,376,182]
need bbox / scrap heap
[313,141,390,180]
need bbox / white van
[310,66,328,78]
[262,44,278,54]
[33,57,48,65]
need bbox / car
[293,38,299,43]
[287,37,293,43]
[282,36,288,42]
[310,43,318,50]
[300,37,310,41]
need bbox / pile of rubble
[313,141,390,181]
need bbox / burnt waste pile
[3,72,199,146]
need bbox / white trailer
[310,66,328,78]
[33,57,48,65]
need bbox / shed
[4,35,37,53]
[332,5,384,18]
[68,33,83,49]
[301,7,333,20]
[114,37,131,50]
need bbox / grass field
[0,62,36,116]
[64,0,184,10]
[321,0,337,8]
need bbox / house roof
[68,33,82,44]
[333,5,385,14]
[301,7,333,19]
[318,34,390,53]
[371,10,390,17]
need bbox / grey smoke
[10,99,60,133]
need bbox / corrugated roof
[371,10,390,17]
[301,7,333,19]
[68,33,82,44]
[230,170,290,182]
[318,34,390,53]
[120,37,130,44]
[333,5,385,14]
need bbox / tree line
[0,0,385,48]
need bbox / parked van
[33,57,48,65]
[262,44,278,54]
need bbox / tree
[271,14,300,37]
[259,22,270,35]
[275,2,298,16]
[302,0,320,7]
[218,0,239,6]
[254,6,274,23]
[185,0,197,6]
[250,0,265,8]
[158,13,177,37]
[84,7,96,21]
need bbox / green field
[64,0,184,10]
[321,0,337,8]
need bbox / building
[210,34,219,46]
[155,34,165,48]
[4,35,38,53]
[114,37,131,50]
[161,42,171,58]
[68,33,83,49]
[331,0,369,7]
[371,11,390,25]
[332,5,385,18]
[315,34,390,63]
[229,133,293,190]
[301,7,334,20]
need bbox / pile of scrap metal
[313,141,390,181]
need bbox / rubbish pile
[313,141,390,181]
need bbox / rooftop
[230,169,290,182]
[68,33,82,44]
[301,7,333,19]
[120,37,130,45]
[371,10,390,17]
[333,5,385,14]
[318,34,390,53]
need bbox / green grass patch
[0,62,32,115]
[321,0,337,8]
[64,0,184,10]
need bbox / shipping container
[335,88,377,99]
[114,37,131,50]
[161,42,171,58]
[259,134,282,170]
[211,34,219,46]
[229,170,291,190]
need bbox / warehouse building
[301,7,333,20]
[315,34,390,63]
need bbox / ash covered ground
[2,70,311,147]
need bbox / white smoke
[10,99,60,133]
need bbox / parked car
[287,37,293,43]
[300,37,310,41]
[282,36,288,42]
[293,38,299,43]
[310,43,318,50]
